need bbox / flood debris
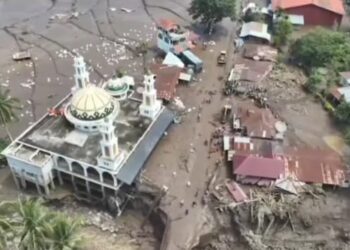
[12,51,31,61]
[120,8,134,13]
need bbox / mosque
[2,56,174,214]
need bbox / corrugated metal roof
[237,105,278,139]
[272,0,345,15]
[337,87,350,103]
[284,147,346,186]
[244,44,278,62]
[226,181,248,202]
[232,58,274,85]
[233,154,285,179]
[240,22,271,41]
[330,86,342,101]
[150,64,181,101]
[117,108,175,185]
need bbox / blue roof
[182,50,203,65]
[117,108,175,185]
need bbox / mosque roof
[69,85,115,121]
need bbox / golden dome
[70,85,115,121]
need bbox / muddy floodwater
[0,0,179,137]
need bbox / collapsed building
[156,19,203,73]
[1,56,174,215]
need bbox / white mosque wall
[7,156,53,186]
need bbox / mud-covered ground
[0,0,236,249]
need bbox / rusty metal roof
[243,44,278,62]
[272,0,345,15]
[284,148,347,186]
[150,64,181,101]
[237,105,278,139]
[233,58,274,84]
[157,19,179,31]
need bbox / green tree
[274,16,293,49]
[344,127,350,144]
[18,198,52,250]
[0,198,83,250]
[45,215,83,250]
[335,102,350,124]
[306,67,337,93]
[242,9,263,23]
[188,0,236,34]
[0,138,9,166]
[291,28,350,72]
[0,201,16,249]
[0,88,21,141]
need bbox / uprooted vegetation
[193,186,350,250]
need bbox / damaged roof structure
[234,105,280,140]
[232,141,349,187]
[150,64,182,102]
[231,136,285,186]
[228,58,274,85]
[284,147,348,186]
[243,44,278,62]
[330,86,350,103]
[240,22,271,42]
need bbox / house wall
[284,5,342,27]
[7,156,53,186]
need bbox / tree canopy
[0,198,83,250]
[273,16,293,49]
[291,28,350,72]
[0,88,20,141]
[188,0,236,34]
[305,67,337,93]
[335,102,350,124]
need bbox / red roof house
[233,154,285,182]
[235,105,278,139]
[157,19,179,31]
[150,64,182,102]
[272,0,345,27]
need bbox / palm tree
[45,215,83,250]
[0,88,21,141]
[17,198,52,250]
[0,201,16,249]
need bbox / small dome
[70,85,115,121]
[107,77,129,92]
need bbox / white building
[139,73,162,119]
[2,57,174,214]
[103,73,135,100]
